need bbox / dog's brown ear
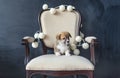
[56,34,61,40]
[64,32,72,38]
[66,32,72,38]
[69,33,72,38]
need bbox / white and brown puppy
[54,31,72,56]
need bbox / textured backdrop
[0,0,120,78]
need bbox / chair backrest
[39,9,81,48]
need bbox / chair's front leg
[26,71,31,78]
[43,75,47,78]
[73,75,78,78]
[22,40,30,65]
[88,71,94,78]
[90,39,97,65]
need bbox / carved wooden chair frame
[22,8,97,78]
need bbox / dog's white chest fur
[57,43,68,54]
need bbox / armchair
[22,5,97,78]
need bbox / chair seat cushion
[26,54,94,71]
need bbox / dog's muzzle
[66,40,70,46]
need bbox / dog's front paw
[65,53,71,56]
[65,50,71,56]
[55,52,61,56]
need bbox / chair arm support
[22,36,35,65]
[22,36,35,43]
[90,39,97,65]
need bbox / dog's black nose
[67,41,69,43]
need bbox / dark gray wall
[0,0,120,78]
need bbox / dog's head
[56,32,72,46]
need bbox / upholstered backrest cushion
[40,9,81,48]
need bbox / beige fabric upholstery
[26,54,94,70]
[41,9,81,48]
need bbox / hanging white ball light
[75,36,82,42]
[39,32,45,39]
[59,5,65,11]
[70,44,77,50]
[72,6,75,9]
[32,42,39,48]
[50,8,56,14]
[42,4,48,10]
[34,32,39,39]
[73,49,80,55]
[82,43,89,49]
[80,31,84,38]
[67,5,73,12]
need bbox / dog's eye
[63,38,65,40]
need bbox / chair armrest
[21,36,35,65]
[90,39,97,65]
[22,36,35,43]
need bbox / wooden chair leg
[43,75,47,78]
[73,75,78,78]
[26,71,31,78]
[88,71,93,78]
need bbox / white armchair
[22,4,97,78]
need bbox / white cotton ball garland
[50,8,56,14]
[75,36,82,42]
[42,4,48,10]
[73,49,80,55]
[70,44,77,50]
[39,32,45,39]
[82,43,89,49]
[34,32,39,39]
[80,32,84,38]
[67,5,73,12]
[32,42,39,48]
[72,6,75,9]
[85,36,96,43]
[59,5,65,11]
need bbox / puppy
[54,31,72,56]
